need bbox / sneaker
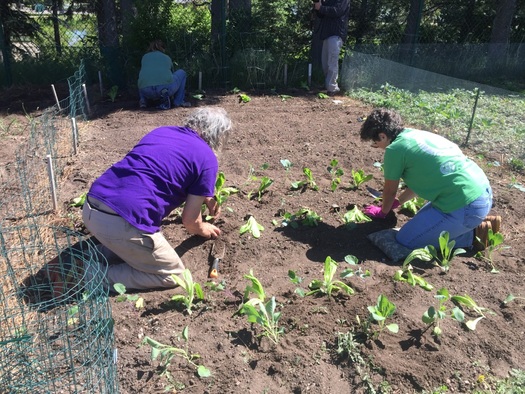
[158,89,171,110]
[484,215,501,234]
[474,221,492,251]
[178,101,191,108]
[139,100,147,109]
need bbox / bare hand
[204,196,221,218]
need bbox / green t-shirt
[137,51,174,89]
[384,128,488,213]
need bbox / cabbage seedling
[475,229,508,273]
[307,256,354,297]
[214,171,239,206]
[291,167,319,191]
[393,265,433,291]
[367,294,399,337]
[142,326,211,382]
[239,215,264,238]
[240,296,284,344]
[342,206,372,226]
[113,283,145,309]
[170,269,205,315]
[327,159,344,191]
[350,169,372,188]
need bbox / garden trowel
[366,185,383,199]
[208,240,225,279]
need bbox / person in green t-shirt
[137,40,191,110]
[359,108,499,251]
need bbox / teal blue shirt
[137,51,173,89]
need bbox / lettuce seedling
[142,326,211,382]
[393,265,433,291]
[291,167,319,191]
[170,269,205,315]
[214,171,239,206]
[114,283,145,309]
[400,196,426,215]
[367,294,399,337]
[247,175,274,201]
[475,229,508,273]
[428,231,466,272]
[239,215,264,238]
[307,256,354,297]
[327,159,344,191]
[350,169,372,189]
[342,206,372,226]
[240,296,284,344]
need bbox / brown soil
[2,88,525,394]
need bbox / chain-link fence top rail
[0,61,118,392]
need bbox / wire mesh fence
[0,61,118,393]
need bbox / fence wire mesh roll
[0,225,116,394]
[0,61,118,392]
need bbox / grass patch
[348,84,525,162]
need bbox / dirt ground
[2,87,525,394]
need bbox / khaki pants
[82,197,185,290]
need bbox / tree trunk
[398,0,424,65]
[51,0,62,56]
[488,0,517,70]
[96,0,126,88]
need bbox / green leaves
[351,169,373,188]
[367,294,399,335]
[214,171,239,206]
[170,269,205,315]
[306,256,354,297]
[239,215,264,238]
[342,206,372,225]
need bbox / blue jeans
[139,69,187,106]
[396,186,493,250]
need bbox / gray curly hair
[185,107,232,151]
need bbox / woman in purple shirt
[82,107,232,290]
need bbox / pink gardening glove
[364,205,387,219]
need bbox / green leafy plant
[214,171,239,206]
[239,296,284,344]
[288,269,305,297]
[142,326,211,385]
[247,175,274,201]
[236,271,283,343]
[399,196,426,215]
[475,229,508,273]
[393,264,433,291]
[342,206,372,226]
[69,192,87,207]
[238,93,251,103]
[327,159,344,191]
[367,294,399,337]
[291,167,319,191]
[239,215,264,238]
[279,94,293,101]
[113,283,145,309]
[503,294,525,305]
[277,207,322,228]
[170,269,205,315]
[404,231,465,272]
[107,85,118,102]
[317,92,329,99]
[280,159,293,171]
[306,256,354,297]
[350,169,373,188]
[422,288,488,337]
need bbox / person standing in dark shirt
[313,0,350,94]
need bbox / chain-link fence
[1,1,524,92]
[0,61,119,393]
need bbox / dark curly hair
[360,108,404,142]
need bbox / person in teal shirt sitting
[360,108,500,251]
[138,40,190,110]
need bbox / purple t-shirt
[88,126,218,233]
